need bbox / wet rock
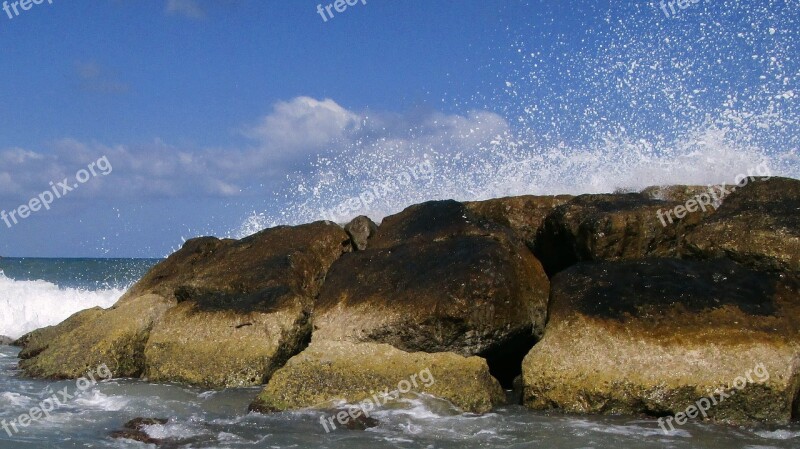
[143,221,350,388]
[315,200,550,354]
[684,177,800,273]
[343,413,379,431]
[124,417,169,428]
[0,335,13,345]
[16,307,105,358]
[533,193,708,275]
[251,201,542,414]
[109,418,169,445]
[314,201,550,386]
[464,195,573,247]
[250,340,505,414]
[110,429,162,445]
[19,221,350,384]
[522,258,800,424]
[344,215,378,251]
[641,184,722,204]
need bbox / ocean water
[0,258,160,340]
[1,260,799,448]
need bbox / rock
[19,294,172,379]
[19,221,350,383]
[684,177,800,273]
[641,185,722,204]
[533,193,708,275]
[0,335,13,345]
[344,215,378,251]
[522,258,800,424]
[368,200,498,249]
[143,221,350,388]
[124,417,169,429]
[342,412,379,431]
[110,429,162,445]
[16,307,106,359]
[464,195,573,247]
[251,201,542,414]
[250,340,505,414]
[314,200,550,385]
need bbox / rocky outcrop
[18,221,351,383]
[522,258,800,424]
[684,177,800,273]
[0,335,13,345]
[15,179,800,423]
[533,193,709,275]
[251,201,548,413]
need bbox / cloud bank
[0,97,510,201]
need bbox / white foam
[754,429,800,440]
[0,391,31,407]
[0,271,124,339]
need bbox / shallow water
[1,347,798,448]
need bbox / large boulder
[18,221,351,383]
[251,201,548,413]
[251,340,505,414]
[684,177,800,273]
[143,221,350,388]
[533,193,709,275]
[522,258,800,424]
[315,201,550,381]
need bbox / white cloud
[0,97,511,201]
[242,97,362,160]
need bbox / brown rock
[143,221,350,388]
[344,215,378,251]
[464,195,573,246]
[533,193,708,275]
[251,201,543,414]
[19,221,351,383]
[684,177,800,273]
[523,258,800,424]
[315,201,550,383]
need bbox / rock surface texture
[522,258,800,424]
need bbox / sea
[1,258,799,448]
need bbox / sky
[0,0,797,257]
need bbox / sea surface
[0,258,799,448]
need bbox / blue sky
[0,0,797,257]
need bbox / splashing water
[235,0,798,237]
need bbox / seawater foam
[0,271,124,339]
